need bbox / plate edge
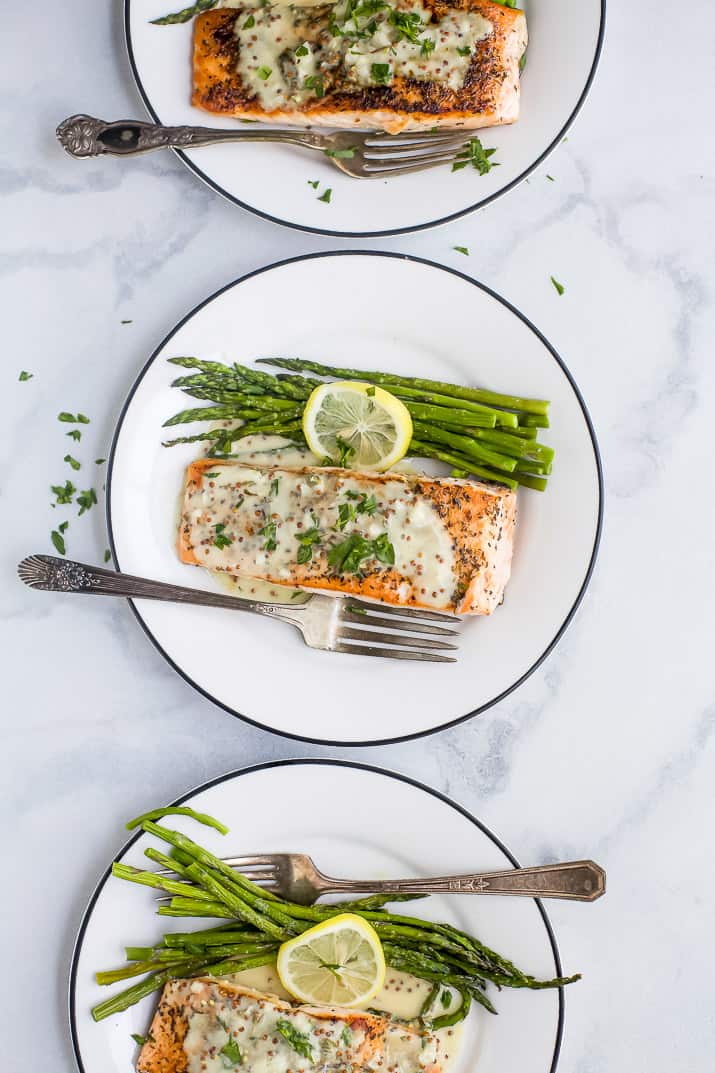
[105,249,605,747]
[122,0,607,238]
[67,757,567,1073]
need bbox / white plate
[124,0,605,237]
[106,252,602,745]
[69,760,569,1073]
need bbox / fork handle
[56,114,328,158]
[18,554,302,619]
[319,861,605,902]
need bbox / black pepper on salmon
[179,459,516,614]
[191,0,527,134]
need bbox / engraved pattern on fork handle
[17,554,303,622]
[316,861,606,902]
[56,114,331,158]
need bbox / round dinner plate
[69,760,569,1073]
[107,252,602,745]
[124,0,605,237]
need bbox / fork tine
[224,869,277,882]
[333,641,456,663]
[341,609,458,637]
[362,137,467,160]
[155,876,280,901]
[221,855,277,868]
[362,133,468,152]
[337,626,457,651]
[363,150,464,175]
[345,598,458,623]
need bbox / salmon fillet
[192,2,527,133]
[137,978,442,1073]
[178,459,517,614]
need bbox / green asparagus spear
[256,358,550,416]
[409,440,518,490]
[411,422,518,473]
[151,0,218,25]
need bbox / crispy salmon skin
[137,978,441,1073]
[178,459,516,614]
[193,1,527,133]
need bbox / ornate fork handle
[17,554,302,623]
[318,861,606,902]
[56,114,328,158]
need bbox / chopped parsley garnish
[453,246,469,256]
[308,179,320,188]
[213,523,233,549]
[219,1038,243,1067]
[130,1032,154,1047]
[257,65,272,80]
[440,989,451,1007]
[451,137,498,175]
[66,429,82,441]
[276,1020,314,1061]
[354,0,387,15]
[324,147,357,159]
[243,14,255,27]
[203,472,220,479]
[121,319,133,324]
[341,1026,353,1047]
[58,521,69,533]
[270,477,281,496]
[51,480,76,505]
[328,532,394,574]
[295,42,309,56]
[550,275,565,296]
[318,187,332,203]
[64,454,81,471]
[371,62,392,85]
[51,529,66,556]
[304,75,325,97]
[104,549,111,563]
[95,458,106,465]
[296,526,321,564]
[58,412,90,424]
[259,521,278,551]
[456,45,471,56]
[389,7,423,42]
[546,174,554,181]
[372,532,395,563]
[77,488,98,515]
[420,37,435,57]
[345,490,377,515]
[366,386,375,396]
[18,370,33,381]
[335,435,354,466]
[336,502,356,530]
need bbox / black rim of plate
[123,0,607,238]
[105,251,604,747]
[68,758,567,1073]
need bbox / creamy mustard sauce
[340,3,491,93]
[229,0,493,107]
[184,968,463,1073]
[207,432,316,603]
[182,462,457,609]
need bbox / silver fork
[156,852,606,904]
[56,114,472,179]
[18,555,458,663]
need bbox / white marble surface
[3,3,715,1071]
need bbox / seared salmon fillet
[192,1,527,133]
[178,459,516,614]
[137,978,442,1073]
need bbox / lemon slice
[277,913,386,1007]
[302,381,413,471]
